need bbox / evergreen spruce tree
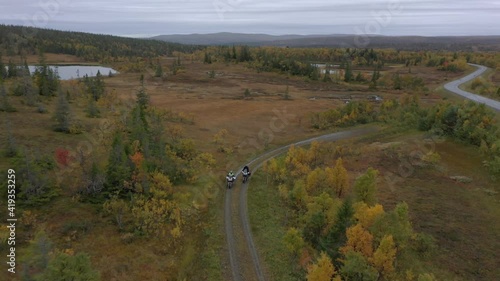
[136,77,149,112]
[54,90,72,132]
[344,61,353,82]
[355,72,364,82]
[154,60,163,77]
[86,96,100,118]
[35,51,59,96]
[232,45,237,60]
[19,61,37,106]
[105,133,131,192]
[393,73,402,90]
[0,52,7,81]
[7,59,17,78]
[323,68,331,82]
[3,121,18,157]
[0,84,16,112]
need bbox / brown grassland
[1,53,499,280]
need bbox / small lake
[27,65,118,80]
[311,63,340,74]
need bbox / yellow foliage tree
[286,145,312,179]
[131,196,178,237]
[326,158,349,197]
[212,129,228,144]
[353,168,379,206]
[284,228,305,256]
[354,202,385,228]
[307,252,342,281]
[305,193,341,234]
[289,180,308,211]
[150,171,174,198]
[129,151,146,193]
[195,152,216,170]
[341,224,374,257]
[103,196,130,230]
[306,168,327,194]
[308,141,323,167]
[264,158,287,184]
[371,235,397,278]
[212,129,230,153]
[130,172,184,239]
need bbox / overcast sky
[0,0,499,37]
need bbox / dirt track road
[224,127,379,281]
[444,63,500,111]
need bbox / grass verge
[247,172,303,281]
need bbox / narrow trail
[224,127,379,281]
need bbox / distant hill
[152,33,500,51]
[0,25,202,61]
[151,33,348,46]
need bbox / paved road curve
[444,63,500,111]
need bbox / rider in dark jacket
[242,165,251,182]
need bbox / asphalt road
[444,63,500,111]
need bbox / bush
[418,273,437,281]
[14,152,59,206]
[471,78,484,90]
[484,156,500,180]
[37,104,48,113]
[421,152,441,165]
[38,252,100,281]
[411,233,437,258]
[60,220,93,237]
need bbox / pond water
[311,63,340,74]
[27,65,118,80]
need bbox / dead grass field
[105,60,467,151]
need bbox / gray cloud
[0,0,498,36]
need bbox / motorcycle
[242,171,251,183]
[226,176,236,189]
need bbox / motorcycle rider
[226,171,236,188]
[242,165,251,183]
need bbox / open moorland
[0,25,499,281]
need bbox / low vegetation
[311,97,500,179]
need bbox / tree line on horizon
[0,25,204,62]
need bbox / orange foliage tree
[341,224,374,258]
[354,202,385,229]
[307,252,342,281]
[286,145,312,179]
